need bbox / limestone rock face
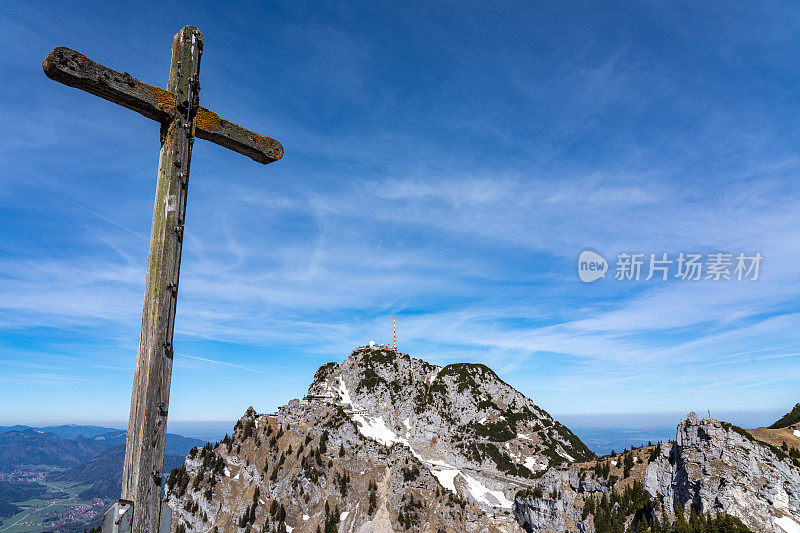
[167,403,520,532]
[512,460,611,533]
[513,466,596,533]
[644,413,800,533]
[513,496,569,533]
[513,413,800,532]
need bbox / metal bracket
[102,500,172,533]
[102,500,133,533]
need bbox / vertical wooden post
[121,26,202,533]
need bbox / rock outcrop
[644,412,800,533]
[513,412,800,533]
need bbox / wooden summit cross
[43,26,282,532]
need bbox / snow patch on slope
[352,414,403,447]
[776,516,800,533]
[460,470,513,508]
[425,460,512,509]
[430,467,460,492]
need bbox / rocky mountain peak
[307,346,594,511]
[165,348,800,532]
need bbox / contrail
[176,353,274,376]
[59,194,148,240]
[37,183,148,240]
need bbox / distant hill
[0,425,33,434]
[161,433,205,456]
[770,402,800,429]
[0,429,106,472]
[0,502,18,522]
[46,446,184,501]
[0,479,71,520]
[0,424,120,438]
[0,479,54,502]
[0,426,203,531]
[0,427,203,473]
[88,430,202,456]
[41,424,124,439]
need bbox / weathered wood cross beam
[43,26,282,533]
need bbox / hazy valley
[0,426,201,532]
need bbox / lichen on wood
[43,46,282,164]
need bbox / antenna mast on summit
[393,316,396,351]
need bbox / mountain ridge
[168,402,521,532]
[0,427,203,473]
[309,346,594,485]
[165,347,800,532]
[167,346,598,532]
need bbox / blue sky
[1,1,799,427]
